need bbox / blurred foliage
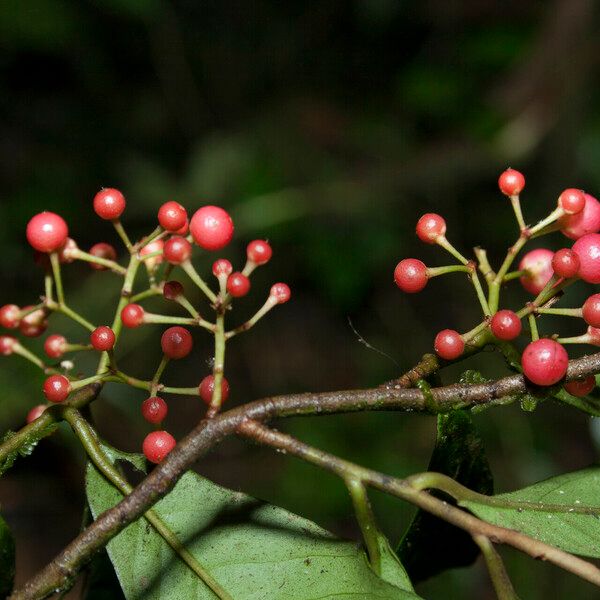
[1,1,600,597]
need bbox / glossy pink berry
[498,168,525,196]
[522,339,568,386]
[163,236,192,265]
[564,376,595,398]
[551,248,580,279]
[44,334,67,359]
[560,193,600,239]
[572,233,600,283]
[394,259,428,293]
[141,396,168,424]
[247,240,272,265]
[26,405,47,423]
[212,259,233,278]
[227,273,251,297]
[434,329,464,360]
[139,239,164,270]
[0,305,20,329]
[121,304,145,328]
[89,243,117,271]
[19,306,48,338]
[143,431,176,464]
[416,213,446,244]
[161,326,193,359]
[270,283,291,304]
[190,206,234,251]
[199,375,230,405]
[0,336,17,356]
[490,310,522,341]
[558,189,586,215]
[43,374,71,403]
[158,201,188,232]
[582,294,600,328]
[518,248,554,295]
[93,188,126,220]
[90,326,116,351]
[26,212,69,253]
[163,280,184,300]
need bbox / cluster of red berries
[394,168,600,394]
[1,188,291,465]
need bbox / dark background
[1,1,600,598]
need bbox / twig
[473,535,520,600]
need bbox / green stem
[175,295,200,319]
[50,252,65,305]
[208,312,226,415]
[225,298,276,340]
[72,249,126,275]
[528,314,539,341]
[528,207,563,236]
[489,235,528,313]
[13,343,50,371]
[129,287,162,303]
[473,535,520,600]
[510,195,527,232]
[160,386,199,395]
[536,307,582,317]
[181,260,217,303]
[436,236,469,265]
[112,219,133,252]
[44,274,54,302]
[471,270,491,316]
[474,247,496,284]
[502,270,526,282]
[426,265,471,277]
[151,356,170,394]
[143,313,199,326]
[54,303,95,332]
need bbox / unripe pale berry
[26,405,47,423]
[121,304,145,328]
[158,201,188,232]
[163,280,184,300]
[416,213,446,244]
[43,374,71,403]
[227,273,251,297]
[0,336,17,356]
[163,236,192,264]
[44,334,67,358]
[270,283,291,304]
[143,431,176,464]
[434,329,464,360]
[560,193,600,239]
[93,188,126,220]
[0,305,20,329]
[212,259,233,278]
[551,248,580,279]
[58,238,78,263]
[190,206,234,251]
[247,240,272,265]
[521,339,568,386]
[139,239,164,270]
[564,376,595,398]
[518,248,554,295]
[490,310,522,341]
[587,326,600,346]
[394,259,428,293]
[89,243,117,270]
[26,212,69,253]
[161,326,193,359]
[19,306,48,338]
[498,168,525,196]
[90,326,116,351]
[572,233,600,283]
[558,189,586,215]
[141,396,168,424]
[582,294,600,328]
[199,375,230,405]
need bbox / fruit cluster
[1,190,290,464]
[394,169,600,396]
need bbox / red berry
[498,168,525,196]
[522,339,568,386]
[161,326,193,359]
[175,219,189,235]
[141,396,168,424]
[564,376,595,397]
[434,329,464,360]
[212,259,233,278]
[44,334,67,358]
[190,206,234,251]
[270,283,291,304]
[587,326,600,346]
[247,240,272,265]
[163,236,192,264]
[143,431,176,464]
[394,259,428,293]
[89,243,117,270]
[26,212,69,253]
[26,405,47,423]
[416,213,446,244]
[490,310,522,341]
[90,326,116,351]
[93,188,126,220]
[551,248,580,279]
[19,306,48,338]
[572,233,600,283]
[139,239,164,270]
[558,189,586,215]
[43,374,71,403]
[0,336,17,356]
[163,280,184,300]
[582,294,600,328]
[226,273,251,297]
[0,304,20,329]
[121,304,145,328]
[158,201,188,232]
[518,248,554,295]
[560,193,600,239]
[198,375,230,405]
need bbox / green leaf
[0,422,58,476]
[84,549,125,600]
[86,464,422,599]
[100,442,146,474]
[0,511,15,597]
[462,467,600,558]
[398,410,493,582]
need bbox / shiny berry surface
[158,201,188,232]
[416,213,446,244]
[89,243,117,270]
[247,240,272,265]
[212,259,233,278]
[43,374,71,403]
[161,326,193,359]
[572,233,600,284]
[26,212,69,253]
[564,376,595,398]
[518,248,554,295]
[44,334,67,358]
[19,306,48,338]
[0,336,17,356]
[139,239,164,270]
[190,206,234,250]
[163,236,192,264]
[90,326,116,351]
[226,273,251,297]
[582,294,600,328]
[0,304,20,329]
[163,280,184,300]
[141,396,168,424]
[522,339,568,386]
[199,375,230,405]
[434,329,464,360]
[121,304,145,328]
[551,248,579,279]
[270,283,291,304]
[498,168,525,196]
[93,188,126,220]
[558,188,586,215]
[143,431,176,464]
[490,310,522,341]
[560,193,600,239]
[394,259,428,293]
